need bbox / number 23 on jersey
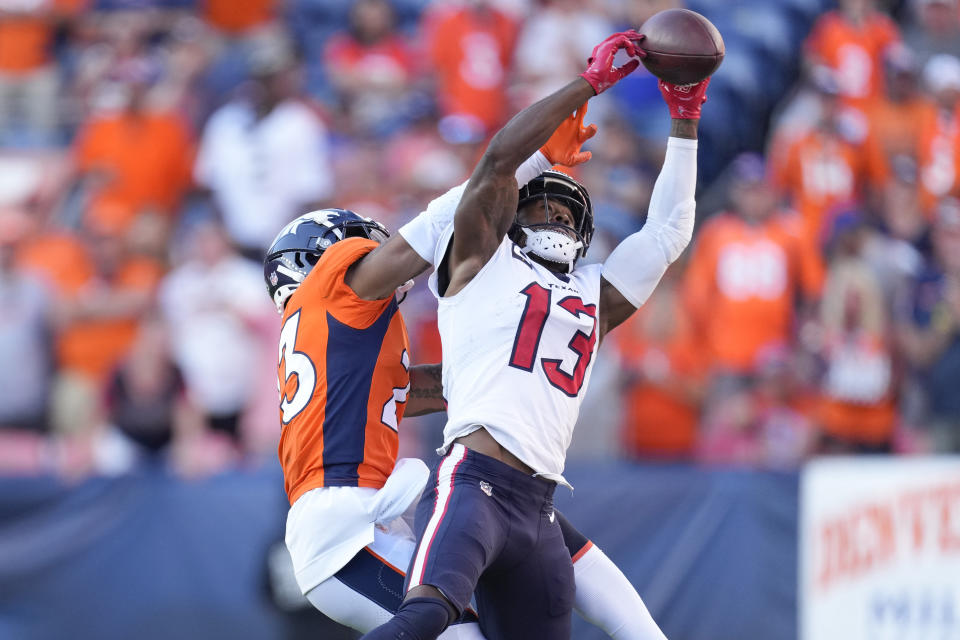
[278,310,411,429]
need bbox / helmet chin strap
[519,226,582,272]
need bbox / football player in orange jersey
[264,102,665,637]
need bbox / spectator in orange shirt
[19,223,164,436]
[72,59,195,241]
[684,153,824,378]
[616,265,704,461]
[202,0,277,39]
[421,0,519,140]
[324,0,419,137]
[862,45,934,191]
[815,210,899,453]
[0,0,84,144]
[916,54,960,216]
[771,73,869,246]
[803,0,901,109]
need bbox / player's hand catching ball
[579,31,646,95]
[658,78,710,119]
[540,102,597,167]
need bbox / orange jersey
[683,213,824,373]
[0,1,87,73]
[202,0,276,34]
[771,128,866,244]
[19,232,164,382]
[862,97,933,187]
[616,296,704,458]
[423,6,518,132]
[73,110,195,233]
[277,238,410,505]
[816,333,897,446]
[804,11,900,106]
[0,16,51,73]
[916,106,960,216]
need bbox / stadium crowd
[0,0,958,478]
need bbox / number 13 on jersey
[508,282,597,397]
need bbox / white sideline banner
[800,457,960,640]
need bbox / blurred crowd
[0,0,958,479]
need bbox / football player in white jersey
[265,87,671,638]
[362,30,709,640]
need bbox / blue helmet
[263,208,389,313]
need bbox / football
[637,8,724,85]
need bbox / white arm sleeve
[398,151,552,265]
[515,150,553,187]
[397,182,467,264]
[601,136,698,308]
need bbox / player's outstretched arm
[396,106,598,273]
[598,78,709,340]
[443,32,643,298]
[344,117,596,301]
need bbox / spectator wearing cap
[804,0,902,109]
[904,0,960,66]
[815,208,899,453]
[862,45,934,194]
[916,54,960,216]
[194,38,334,259]
[71,57,195,242]
[770,70,870,247]
[897,198,960,451]
[684,153,824,380]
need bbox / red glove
[658,78,711,119]
[540,102,597,166]
[579,31,646,95]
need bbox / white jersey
[429,227,603,485]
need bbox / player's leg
[307,514,486,638]
[557,511,669,640]
[305,528,409,632]
[362,444,503,640]
[473,497,575,639]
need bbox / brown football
[637,8,724,85]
